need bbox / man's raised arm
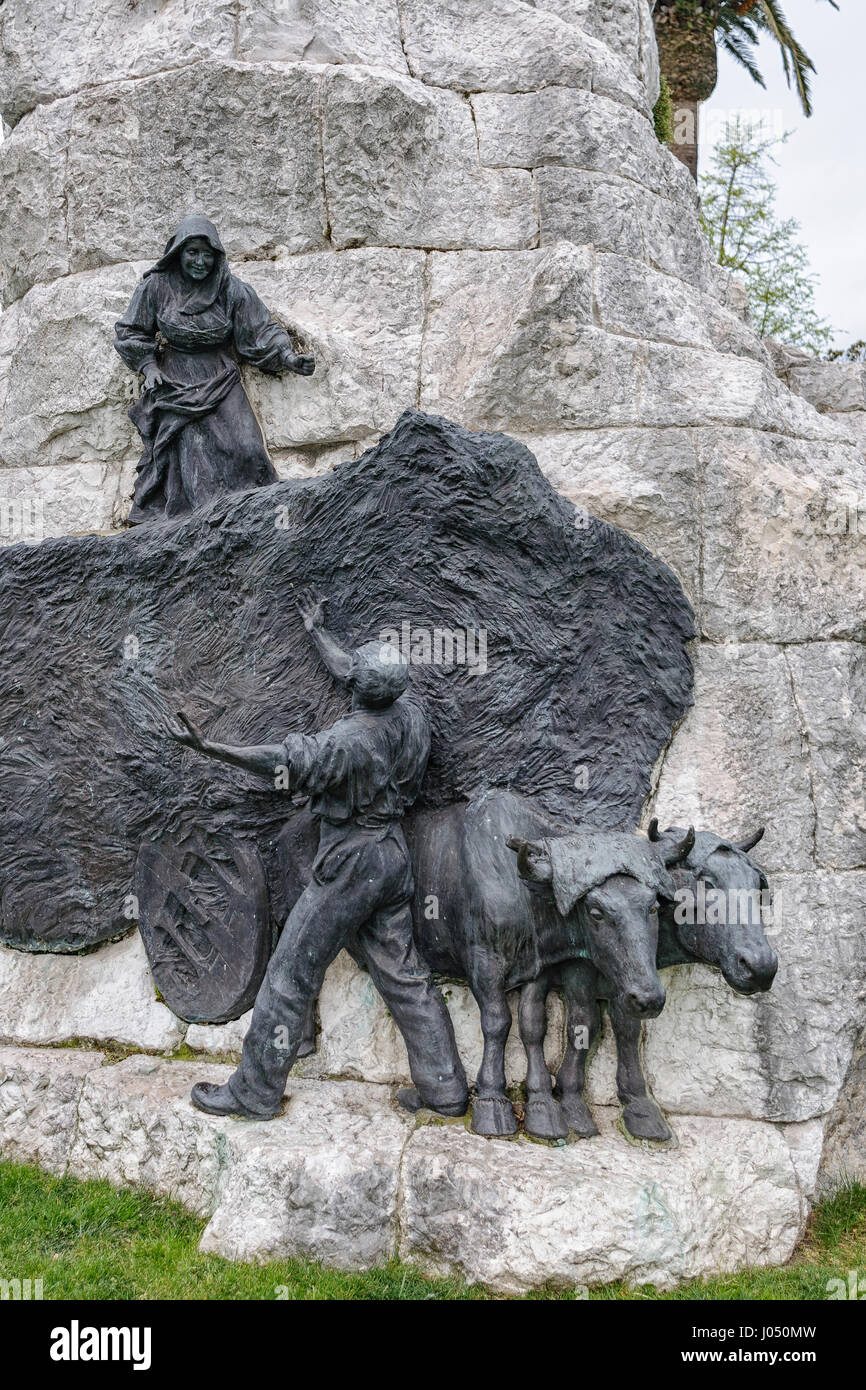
[297,587,354,681]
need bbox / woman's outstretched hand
[298,587,327,633]
[288,353,315,376]
[142,364,164,393]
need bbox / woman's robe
[115,222,297,523]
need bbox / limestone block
[755,872,866,1124]
[185,1013,253,1058]
[398,0,594,94]
[237,0,408,73]
[472,87,672,197]
[0,1045,104,1174]
[400,1108,809,1292]
[584,966,770,1119]
[0,934,186,1050]
[652,642,814,875]
[68,1055,235,1213]
[641,345,853,438]
[0,0,237,126]
[594,253,768,363]
[827,410,866,455]
[0,264,142,472]
[532,0,592,24]
[819,1025,866,1190]
[271,443,353,480]
[65,1053,413,1264]
[581,0,643,78]
[322,66,537,252]
[304,950,410,1082]
[711,265,752,323]
[637,0,661,106]
[535,168,712,291]
[240,250,426,445]
[0,462,121,542]
[780,1119,826,1201]
[563,0,660,104]
[764,338,814,377]
[420,246,645,431]
[199,1078,412,1267]
[584,22,650,113]
[515,427,701,603]
[401,0,647,110]
[0,102,69,301]
[642,965,771,1120]
[0,302,17,429]
[788,360,866,415]
[785,644,866,869]
[0,62,327,302]
[698,427,866,643]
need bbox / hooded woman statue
[114,215,314,524]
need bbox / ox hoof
[558,1093,600,1139]
[622,1097,672,1143]
[524,1094,570,1141]
[471,1095,518,1137]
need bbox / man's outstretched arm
[165,711,285,778]
[297,587,353,681]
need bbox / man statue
[165,589,469,1121]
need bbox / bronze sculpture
[511,822,777,1142]
[114,215,314,524]
[164,590,469,1122]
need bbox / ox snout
[624,983,666,1019]
[733,945,778,994]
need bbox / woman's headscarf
[144,214,230,314]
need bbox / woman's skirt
[127,344,278,523]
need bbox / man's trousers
[226,820,468,1117]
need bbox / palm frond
[719,33,767,88]
[756,0,816,114]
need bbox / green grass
[0,1159,863,1301]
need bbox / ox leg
[554,961,601,1138]
[610,999,672,1143]
[519,974,569,1140]
[470,958,518,1137]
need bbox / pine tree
[700,120,833,352]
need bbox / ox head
[647,820,777,995]
[505,827,695,1020]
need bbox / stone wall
[767,338,866,459]
[0,0,864,1275]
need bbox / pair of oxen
[295,787,777,1144]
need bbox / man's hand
[298,587,327,633]
[142,364,164,393]
[165,709,211,753]
[288,353,315,376]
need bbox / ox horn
[734,827,765,854]
[663,825,695,866]
[647,818,662,842]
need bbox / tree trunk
[672,97,700,180]
[653,3,719,180]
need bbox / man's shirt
[279,691,430,828]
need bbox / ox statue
[404,790,694,1139]
[513,819,777,1143]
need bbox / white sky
[699,0,865,350]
